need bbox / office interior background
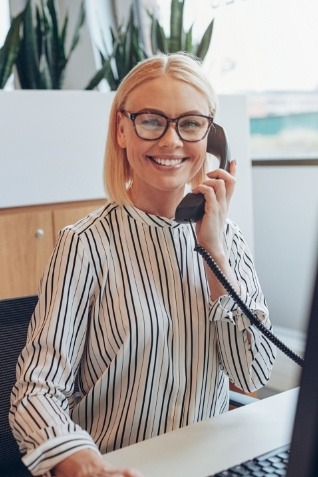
[1,0,318,395]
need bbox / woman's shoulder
[224,217,253,258]
[61,199,120,236]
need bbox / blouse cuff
[22,430,100,476]
[209,284,269,331]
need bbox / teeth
[153,157,183,166]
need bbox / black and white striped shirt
[10,202,276,475]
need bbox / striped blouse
[10,201,276,475]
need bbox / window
[152,0,318,159]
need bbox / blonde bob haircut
[104,52,218,205]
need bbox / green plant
[148,0,214,60]
[0,12,23,89]
[85,6,149,91]
[15,0,85,89]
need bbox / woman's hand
[192,159,239,300]
[53,449,143,477]
[193,159,236,257]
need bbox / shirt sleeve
[9,227,100,476]
[208,220,276,393]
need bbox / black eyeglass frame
[120,110,214,142]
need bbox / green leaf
[85,60,112,90]
[156,21,169,54]
[123,8,134,75]
[170,0,185,52]
[0,12,23,88]
[42,1,57,87]
[86,4,149,90]
[38,50,53,88]
[6,0,85,89]
[185,25,194,54]
[148,0,214,61]
[195,18,214,60]
[16,1,41,88]
[46,0,60,86]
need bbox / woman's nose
[158,123,183,147]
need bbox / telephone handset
[175,123,231,224]
[207,122,231,172]
[175,124,304,368]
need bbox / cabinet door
[0,211,54,298]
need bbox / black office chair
[0,294,257,477]
[0,295,37,477]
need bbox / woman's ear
[117,111,127,148]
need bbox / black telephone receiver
[175,123,231,224]
[174,124,304,368]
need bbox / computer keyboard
[210,444,290,476]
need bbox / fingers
[204,159,236,203]
[104,459,143,477]
[104,463,143,477]
[206,158,236,180]
[53,450,144,477]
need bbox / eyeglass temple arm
[207,123,231,171]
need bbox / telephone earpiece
[207,123,231,171]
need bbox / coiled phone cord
[189,222,304,368]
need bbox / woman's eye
[180,119,200,130]
[139,115,164,129]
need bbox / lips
[150,157,184,166]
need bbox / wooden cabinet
[0,199,105,299]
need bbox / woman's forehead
[125,76,209,113]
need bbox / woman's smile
[148,155,186,167]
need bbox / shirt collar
[123,204,182,229]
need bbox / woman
[10,52,276,477]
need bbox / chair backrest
[0,295,38,477]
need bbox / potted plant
[148,0,214,60]
[0,0,85,90]
[85,5,149,91]
[85,0,214,91]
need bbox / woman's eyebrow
[128,108,208,116]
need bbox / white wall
[215,95,254,250]
[0,91,114,207]
[252,164,318,333]
[252,164,318,392]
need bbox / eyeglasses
[120,110,214,142]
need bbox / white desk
[105,388,298,477]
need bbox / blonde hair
[104,52,218,204]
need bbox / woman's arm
[193,160,239,302]
[209,220,276,392]
[192,160,276,391]
[9,227,99,475]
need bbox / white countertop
[104,388,298,477]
